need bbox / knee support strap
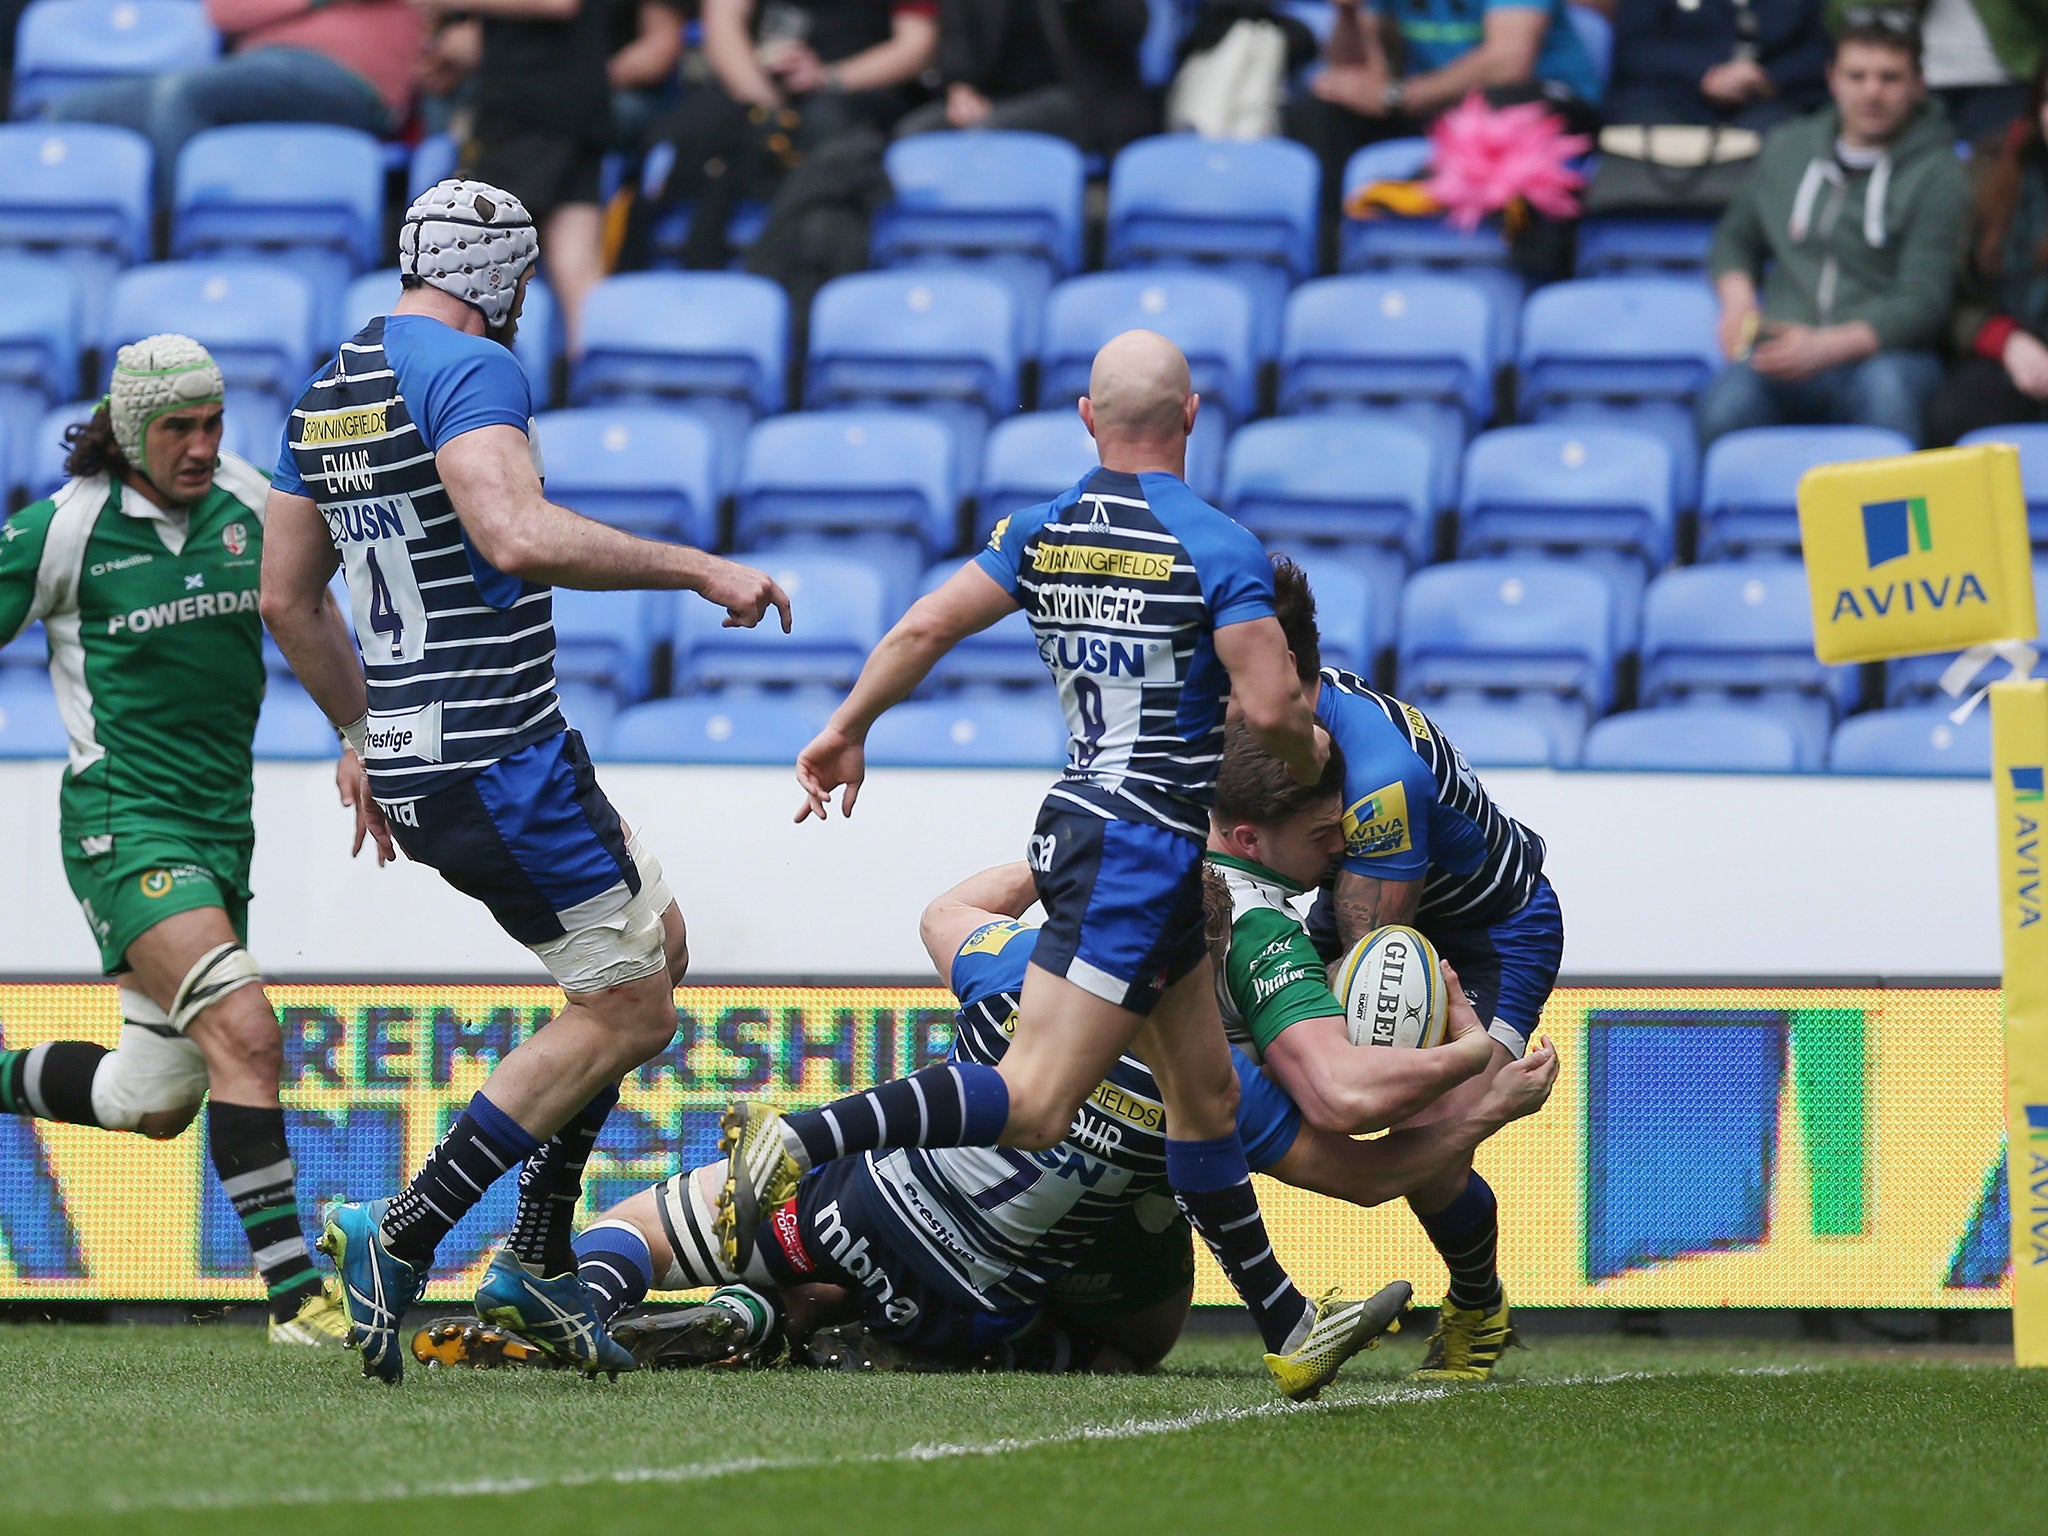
[169,943,264,1035]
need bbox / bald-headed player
[717,332,1388,1401]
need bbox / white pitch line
[75,1367,1818,1517]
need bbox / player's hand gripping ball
[1336,925,1448,1049]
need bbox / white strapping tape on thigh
[90,1024,211,1130]
[169,942,265,1035]
[532,833,675,994]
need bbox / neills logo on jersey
[106,588,258,634]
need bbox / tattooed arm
[1330,869,1424,953]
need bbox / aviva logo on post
[1861,496,1934,567]
[2014,766,2045,803]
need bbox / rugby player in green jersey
[0,336,348,1345]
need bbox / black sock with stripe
[207,1103,322,1321]
[0,1042,110,1124]
[1166,1134,1312,1355]
[780,1062,1010,1166]
[507,1084,618,1277]
[381,1091,541,1269]
[1414,1171,1503,1312]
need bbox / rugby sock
[1166,1133,1312,1355]
[1414,1171,1503,1312]
[207,1103,322,1320]
[381,1092,540,1268]
[702,1285,777,1349]
[573,1219,652,1325]
[507,1084,619,1276]
[0,1042,109,1125]
[779,1062,1010,1167]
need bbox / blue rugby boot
[474,1249,637,1378]
[316,1198,427,1385]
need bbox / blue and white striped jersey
[974,467,1276,840]
[1316,671,1547,929]
[855,918,1299,1313]
[275,314,562,800]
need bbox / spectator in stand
[1831,0,2045,141]
[411,0,683,349]
[893,0,1155,158]
[1697,12,1968,445]
[46,0,421,199]
[698,0,937,132]
[1606,0,1831,128]
[1927,56,2048,441]
[1286,0,1603,228]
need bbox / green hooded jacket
[1708,98,1970,349]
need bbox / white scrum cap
[109,334,224,466]
[398,178,540,328]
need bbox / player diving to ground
[420,833,1554,1378]
[719,330,1386,1398]
[0,338,350,1344]
[258,178,792,1382]
[1257,555,1567,1381]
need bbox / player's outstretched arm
[795,563,1019,821]
[918,861,1040,985]
[437,425,791,630]
[1213,616,1325,785]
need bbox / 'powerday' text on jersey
[853,918,1299,1313]
[0,458,270,845]
[974,467,1276,839]
[274,314,562,799]
[1316,671,1546,928]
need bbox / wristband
[1383,78,1407,115]
[339,714,369,757]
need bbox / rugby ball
[1336,926,1448,1049]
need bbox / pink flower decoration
[1425,93,1591,232]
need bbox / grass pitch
[1,1322,2038,1536]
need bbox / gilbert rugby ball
[1336,925,1448,1049]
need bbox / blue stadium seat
[605,693,832,764]
[1286,553,1375,677]
[1575,216,1718,278]
[1885,555,2048,705]
[1397,559,1615,762]
[1516,277,1722,507]
[1638,562,1857,768]
[865,695,1068,768]
[549,588,661,706]
[1581,704,1803,773]
[0,255,79,496]
[1412,699,1558,767]
[1039,271,1257,426]
[409,134,459,203]
[534,407,719,547]
[1338,137,1525,359]
[1278,274,1495,493]
[105,261,313,410]
[733,412,956,601]
[1456,424,1676,646]
[0,124,150,344]
[1106,134,1320,358]
[10,0,219,117]
[0,618,45,675]
[0,670,69,756]
[676,551,886,692]
[573,272,789,474]
[1224,417,1433,653]
[805,269,1019,477]
[172,125,383,340]
[918,559,1043,691]
[976,409,1099,543]
[341,268,558,409]
[873,131,1084,352]
[1828,704,1992,776]
[252,680,340,760]
[1958,424,2048,544]
[1698,425,1914,560]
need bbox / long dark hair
[61,402,128,481]
[1973,52,2048,276]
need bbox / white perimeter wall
[0,761,1995,980]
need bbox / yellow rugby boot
[1410,1294,1519,1382]
[715,1100,808,1270]
[1263,1280,1411,1402]
[268,1282,351,1347]
[410,1316,557,1370]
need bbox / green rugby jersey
[0,455,271,846]
[1207,852,1344,1062]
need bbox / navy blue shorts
[1026,801,1208,1016]
[758,1159,1038,1358]
[1430,876,1565,1057]
[384,728,639,946]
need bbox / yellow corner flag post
[1800,443,2039,1360]
[1994,680,2048,1365]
